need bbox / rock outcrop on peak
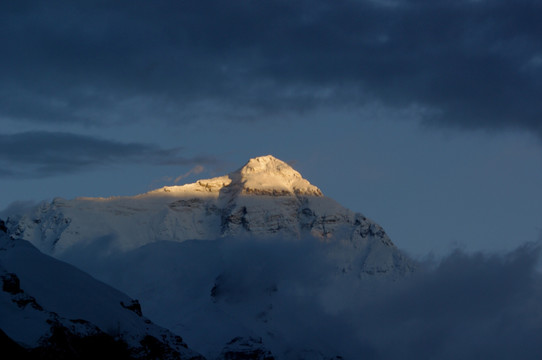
[218,336,274,360]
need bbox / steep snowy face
[0,229,204,359]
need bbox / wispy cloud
[174,165,205,184]
[0,131,215,178]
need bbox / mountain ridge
[4,155,412,278]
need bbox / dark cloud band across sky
[0,131,214,178]
[1,0,541,137]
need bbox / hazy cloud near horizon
[1,0,540,138]
[0,131,215,178]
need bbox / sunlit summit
[150,155,323,197]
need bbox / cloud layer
[211,240,542,359]
[1,0,540,137]
[0,131,214,178]
[60,234,542,359]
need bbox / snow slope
[0,226,203,359]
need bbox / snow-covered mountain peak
[239,155,297,176]
[2,155,415,358]
[148,155,323,197]
[231,155,323,196]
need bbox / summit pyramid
[148,155,323,197]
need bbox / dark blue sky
[1,0,541,256]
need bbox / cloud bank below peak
[63,235,542,359]
[0,0,540,139]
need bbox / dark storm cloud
[206,240,542,359]
[0,131,215,178]
[1,0,541,136]
[351,246,542,359]
[73,234,542,359]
